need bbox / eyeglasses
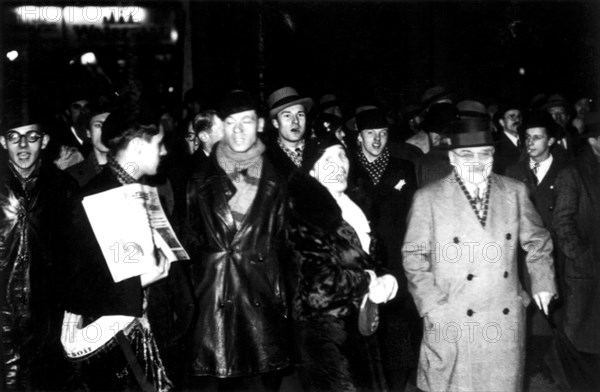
[451,150,494,160]
[5,131,44,144]
[184,132,197,142]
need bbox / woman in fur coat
[286,132,398,391]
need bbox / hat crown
[356,107,388,131]
[267,87,301,109]
[218,89,258,119]
[448,118,493,148]
[267,86,313,118]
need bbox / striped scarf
[358,147,389,186]
[216,140,265,229]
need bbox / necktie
[516,138,521,148]
[532,162,540,185]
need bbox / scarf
[216,140,265,228]
[358,147,389,186]
[107,154,138,185]
[277,137,305,167]
[335,193,372,254]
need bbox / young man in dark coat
[63,109,191,391]
[184,90,292,390]
[264,86,313,179]
[493,104,524,174]
[552,111,600,388]
[347,107,420,391]
[506,110,566,385]
[0,114,78,390]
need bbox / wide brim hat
[541,94,569,111]
[267,86,313,118]
[579,111,600,139]
[446,118,495,149]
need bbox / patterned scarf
[216,140,265,229]
[277,137,305,167]
[358,147,389,186]
[107,154,138,185]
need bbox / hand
[533,291,553,315]
[140,250,171,288]
[368,274,399,304]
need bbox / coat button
[506,233,512,240]
[219,301,225,308]
[467,309,474,317]
[550,185,554,190]
[254,301,261,307]
[503,308,509,315]
[548,206,554,211]
[467,274,474,281]
[504,271,509,278]
[453,237,459,244]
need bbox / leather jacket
[185,153,291,378]
[0,161,77,390]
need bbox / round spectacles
[6,131,43,144]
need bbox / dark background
[2,0,599,117]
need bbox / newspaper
[82,183,189,283]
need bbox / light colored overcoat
[403,173,556,392]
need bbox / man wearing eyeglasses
[0,114,78,390]
[402,118,556,392]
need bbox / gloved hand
[365,272,398,304]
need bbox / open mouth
[17,152,31,160]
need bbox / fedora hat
[267,86,313,118]
[579,111,600,139]
[420,85,456,112]
[457,100,489,120]
[542,94,569,111]
[447,118,494,149]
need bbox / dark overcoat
[552,147,600,354]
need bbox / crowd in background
[1,79,599,392]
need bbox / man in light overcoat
[403,118,556,391]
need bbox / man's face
[525,127,554,161]
[358,128,389,161]
[448,146,494,184]
[87,112,110,154]
[0,125,49,178]
[201,116,224,153]
[185,122,199,155]
[310,144,350,195]
[499,109,522,135]
[223,110,263,153]
[69,100,90,124]
[137,129,167,177]
[272,104,306,143]
[548,106,569,128]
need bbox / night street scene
[1,1,600,391]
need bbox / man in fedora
[402,117,556,391]
[552,111,600,388]
[543,93,580,158]
[265,86,313,179]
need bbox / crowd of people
[1,81,599,392]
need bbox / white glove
[367,274,399,304]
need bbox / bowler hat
[579,111,600,139]
[267,87,313,118]
[447,118,494,148]
[542,94,569,111]
[355,107,388,132]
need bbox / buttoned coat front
[403,173,556,392]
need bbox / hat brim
[269,97,314,118]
